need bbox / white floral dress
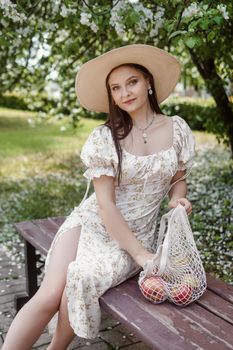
[45,115,196,339]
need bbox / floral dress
[45,114,196,339]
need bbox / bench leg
[14,240,39,312]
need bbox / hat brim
[75,44,181,113]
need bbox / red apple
[140,276,167,304]
[170,284,193,306]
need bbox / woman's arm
[93,175,154,267]
[168,170,192,215]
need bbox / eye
[129,78,138,86]
[111,86,119,92]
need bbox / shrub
[0,93,28,110]
[162,97,231,145]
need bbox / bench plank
[102,277,233,350]
[49,216,66,227]
[31,218,58,239]
[196,289,233,324]
[14,221,51,255]
[206,274,233,304]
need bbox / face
[108,65,150,114]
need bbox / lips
[123,98,136,104]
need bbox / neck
[129,103,155,127]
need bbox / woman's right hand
[134,249,155,268]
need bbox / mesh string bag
[138,203,207,306]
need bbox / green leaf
[165,20,174,32]
[199,20,209,30]
[184,35,203,48]
[63,0,70,6]
[128,11,140,25]
[213,16,222,25]
[207,32,215,41]
[168,30,187,40]
[184,37,197,48]
[188,21,198,31]
[0,36,8,46]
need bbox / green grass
[0,107,101,178]
[0,107,99,156]
[0,107,232,284]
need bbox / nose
[121,85,130,98]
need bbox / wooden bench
[14,217,233,350]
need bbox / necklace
[133,113,156,144]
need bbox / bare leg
[2,226,81,350]
[47,288,75,350]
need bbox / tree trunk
[188,49,233,157]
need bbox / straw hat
[75,44,181,113]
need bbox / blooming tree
[0,0,232,152]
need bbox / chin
[120,104,140,113]
[120,99,148,114]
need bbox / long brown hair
[104,63,164,186]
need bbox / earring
[148,88,153,95]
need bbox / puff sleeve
[173,115,196,173]
[80,125,117,180]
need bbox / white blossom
[0,18,8,27]
[182,2,199,18]
[17,27,32,36]
[154,6,165,20]
[110,0,128,28]
[12,37,21,48]
[60,4,76,18]
[79,11,98,33]
[0,0,13,7]
[135,17,147,33]
[80,12,92,26]
[90,22,98,33]
[55,29,69,43]
[149,19,164,37]
[109,11,121,26]
[217,4,229,20]
[114,22,126,37]
[0,0,26,22]
[61,4,69,17]
[149,7,165,38]
[134,3,154,33]
[135,3,153,20]
[110,1,162,37]
[47,23,59,31]
[51,0,60,15]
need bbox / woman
[3,44,195,350]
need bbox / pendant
[142,132,147,138]
[144,140,147,144]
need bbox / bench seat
[14,217,233,350]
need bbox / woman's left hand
[168,197,192,216]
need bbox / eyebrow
[110,75,139,87]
